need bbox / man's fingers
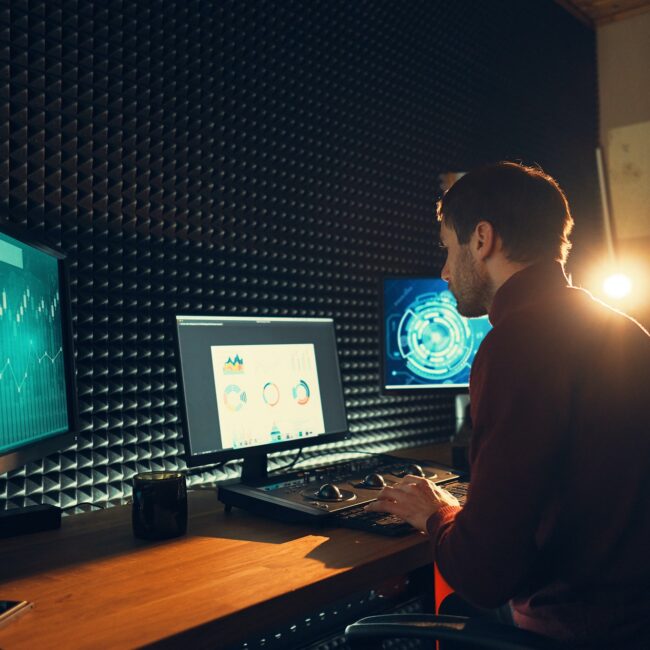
[402,474,428,483]
[365,498,401,516]
[375,478,438,502]
[374,485,402,500]
[396,481,420,493]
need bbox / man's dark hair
[437,162,574,264]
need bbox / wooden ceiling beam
[555,0,650,27]
[555,0,595,27]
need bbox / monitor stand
[240,452,269,484]
[452,393,472,473]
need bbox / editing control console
[218,454,461,525]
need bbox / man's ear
[471,221,496,261]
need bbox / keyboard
[335,504,414,536]
[334,480,470,537]
[444,480,469,503]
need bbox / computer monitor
[174,316,348,481]
[0,221,78,475]
[381,277,492,391]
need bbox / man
[367,162,650,648]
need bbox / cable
[274,447,391,475]
[272,447,304,473]
[62,502,106,513]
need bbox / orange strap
[434,562,454,614]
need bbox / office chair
[346,563,560,648]
[345,613,562,649]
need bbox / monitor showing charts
[382,277,492,390]
[175,316,348,466]
[0,223,78,472]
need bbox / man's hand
[365,475,461,533]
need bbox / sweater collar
[488,261,571,327]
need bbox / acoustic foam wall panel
[0,0,597,510]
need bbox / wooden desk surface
[0,444,452,649]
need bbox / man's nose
[441,262,450,283]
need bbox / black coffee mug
[132,472,187,540]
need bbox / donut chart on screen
[224,384,247,411]
[292,379,311,405]
[262,381,280,406]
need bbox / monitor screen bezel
[174,315,349,469]
[0,217,79,474]
[380,275,482,395]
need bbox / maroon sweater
[426,262,650,648]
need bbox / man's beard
[450,248,492,318]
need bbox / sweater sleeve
[428,321,570,608]
[426,505,461,539]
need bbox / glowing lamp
[603,273,632,300]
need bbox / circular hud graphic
[397,291,473,382]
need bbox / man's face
[439,221,491,318]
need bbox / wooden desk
[0,444,452,649]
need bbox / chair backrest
[346,613,563,649]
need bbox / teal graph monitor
[0,220,78,474]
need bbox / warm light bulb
[603,273,632,299]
